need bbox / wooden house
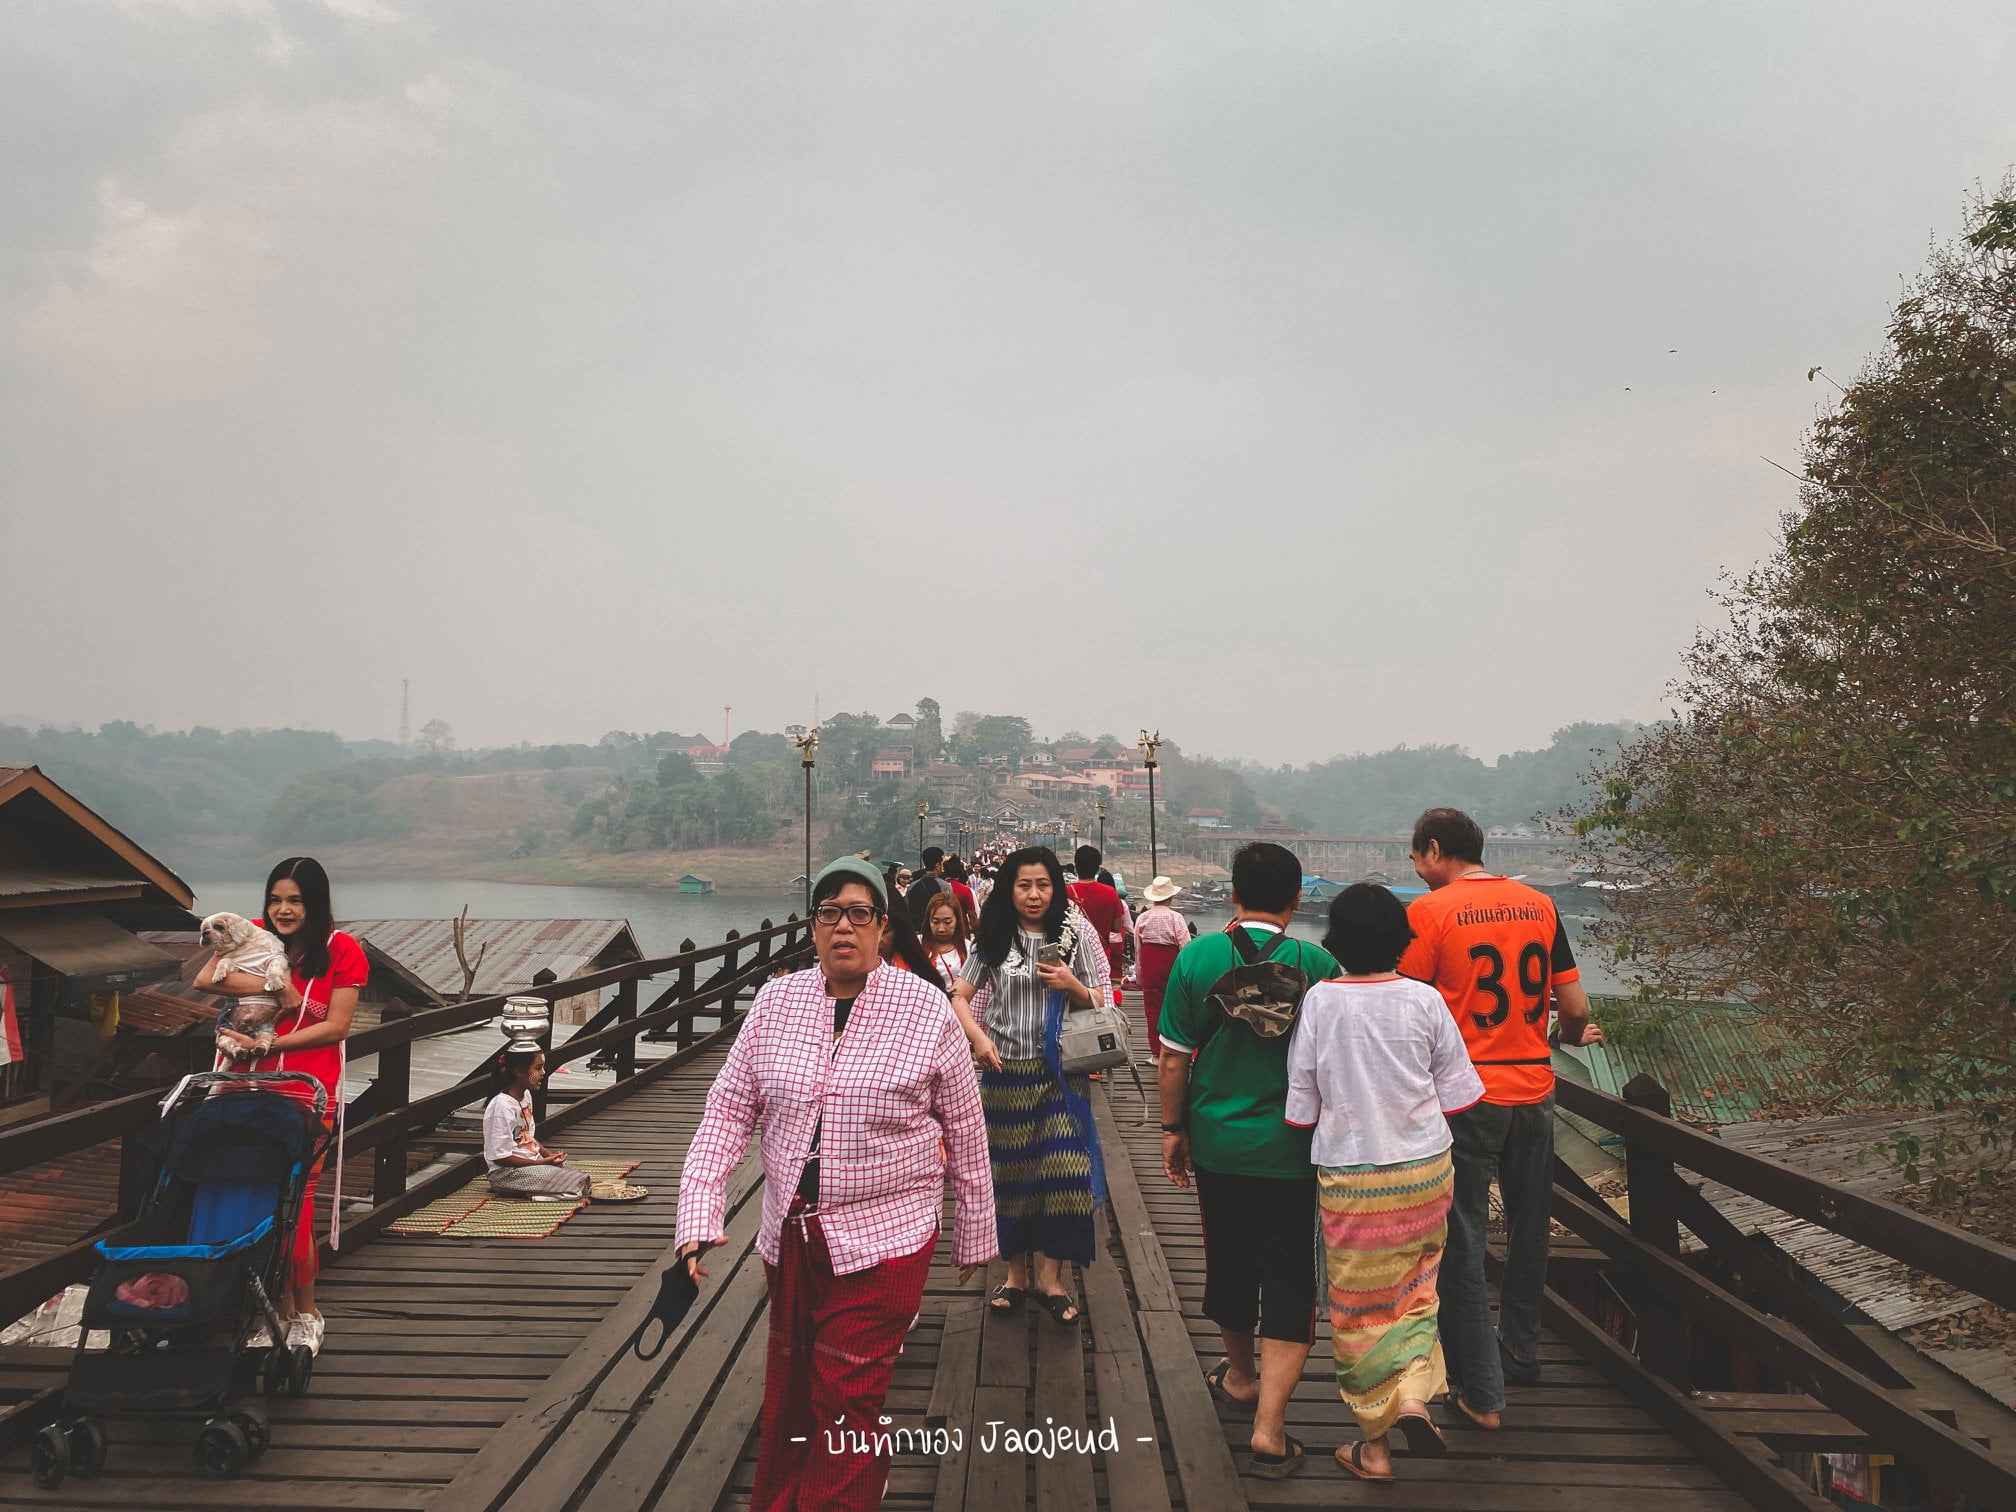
[0,767,195,1122]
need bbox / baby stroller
[31,1071,332,1488]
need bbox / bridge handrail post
[372,1001,414,1207]
[612,978,638,1081]
[716,930,741,1036]
[1622,1072,1691,1391]
[674,940,698,1049]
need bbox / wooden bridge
[3,920,2016,1510]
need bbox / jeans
[1441,1096,1555,1413]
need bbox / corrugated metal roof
[1703,1112,1982,1333]
[340,918,643,999]
[1558,999,1871,1125]
[0,865,144,899]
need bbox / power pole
[723,705,731,750]
[399,679,410,748]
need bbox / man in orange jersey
[1398,808,1603,1432]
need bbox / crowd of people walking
[674,806,1601,1508]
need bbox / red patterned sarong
[751,1197,936,1512]
[1137,940,1180,1058]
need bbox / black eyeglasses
[814,904,885,927]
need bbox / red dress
[233,931,369,1292]
[1067,880,1129,995]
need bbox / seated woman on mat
[483,1043,590,1200]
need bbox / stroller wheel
[286,1343,315,1397]
[195,1419,250,1478]
[66,1418,109,1477]
[30,1422,70,1490]
[229,1402,272,1461]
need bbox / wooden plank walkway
[1,1045,1783,1511]
[0,1046,735,1511]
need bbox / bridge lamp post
[1137,730,1162,881]
[1096,799,1107,855]
[917,799,928,862]
[792,729,818,916]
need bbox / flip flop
[1394,1409,1448,1456]
[1205,1360,1258,1417]
[1447,1391,1501,1431]
[1039,1291,1081,1326]
[1248,1433,1305,1479]
[987,1284,1026,1315]
[1335,1441,1394,1481]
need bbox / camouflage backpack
[1198,925,1313,1046]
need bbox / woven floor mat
[388,1158,642,1238]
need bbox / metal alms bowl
[498,995,552,1039]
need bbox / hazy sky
[4,2,2012,764]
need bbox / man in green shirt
[1158,842,1337,1480]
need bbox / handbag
[1058,998,1131,1073]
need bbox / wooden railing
[1548,1073,2016,1512]
[0,916,815,1332]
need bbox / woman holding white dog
[196,856,365,1357]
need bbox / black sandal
[1038,1291,1081,1326]
[987,1284,1026,1315]
[1205,1360,1258,1417]
[1335,1441,1392,1481]
[1248,1433,1306,1479]
[1395,1408,1448,1456]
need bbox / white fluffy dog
[201,912,292,1062]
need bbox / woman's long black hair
[974,846,1068,968]
[881,891,940,979]
[262,855,335,980]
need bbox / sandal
[1038,1291,1081,1326]
[1394,1408,1448,1456]
[1205,1360,1258,1417]
[1336,1441,1393,1482]
[1447,1391,1501,1431]
[987,1284,1026,1315]
[1248,1433,1305,1479]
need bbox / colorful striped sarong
[1319,1150,1454,1439]
[978,1056,1098,1264]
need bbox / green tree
[656,751,701,787]
[914,698,944,754]
[1578,186,2016,1182]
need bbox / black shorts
[1194,1164,1319,1344]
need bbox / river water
[188,876,1630,993]
[186,877,808,959]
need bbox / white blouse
[1284,977,1485,1168]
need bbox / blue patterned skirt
[978,1057,1101,1265]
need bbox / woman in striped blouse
[950,846,1111,1327]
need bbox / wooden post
[373,1002,414,1207]
[674,940,697,1049]
[611,977,638,1081]
[718,930,741,1032]
[529,968,556,1125]
[1623,1072,1691,1390]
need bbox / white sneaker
[287,1313,325,1356]
[240,1320,274,1351]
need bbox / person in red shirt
[1397,809,1601,1430]
[1068,846,1132,998]
[198,856,366,1358]
[942,854,980,936]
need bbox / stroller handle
[159,1070,330,1120]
